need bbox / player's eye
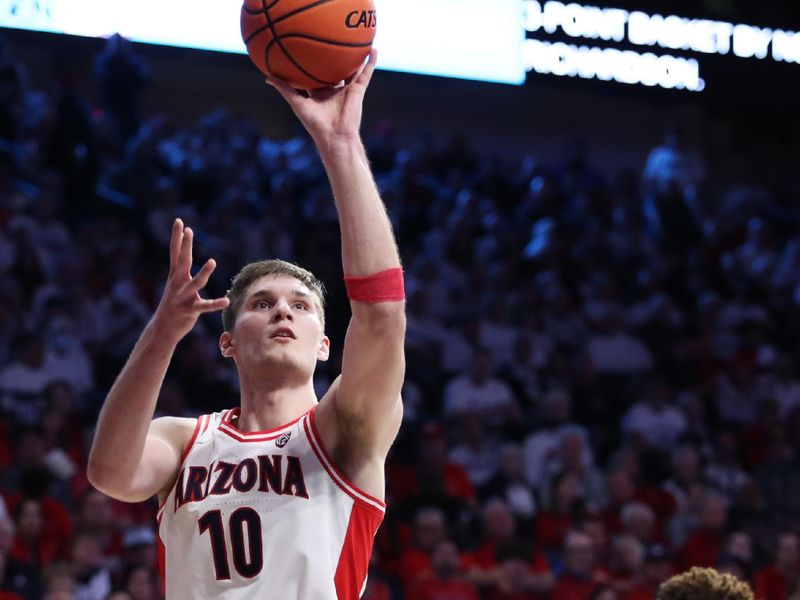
[293,302,307,310]
[256,300,271,309]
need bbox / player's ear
[220,331,235,359]
[317,335,330,362]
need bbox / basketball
[240,0,377,90]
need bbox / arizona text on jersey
[157,407,385,599]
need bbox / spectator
[523,389,591,489]
[443,348,519,428]
[449,414,501,489]
[585,307,653,375]
[535,472,588,554]
[486,540,554,599]
[552,530,605,600]
[93,35,149,143]
[662,446,702,512]
[680,493,728,569]
[607,534,645,596]
[469,498,552,590]
[0,334,63,426]
[42,562,76,600]
[391,422,476,516]
[406,540,480,600]
[117,527,156,578]
[70,532,111,600]
[119,564,157,600]
[621,379,687,451]
[619,502,658,549]
[8,498,55,579]
[73,491,121,562]
[705,431,749,502]
[400,508,450,587]
[480,443,538,527]
[755,532,800,600]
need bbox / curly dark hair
[657,567,753,600]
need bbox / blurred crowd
[2,31,800,600]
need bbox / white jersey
[157,406,385,599]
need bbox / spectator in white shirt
[443,347,519,428]
[448,413,500,488]
[523,389,592,488]
[705,430,749,502]
[586,307,653,374]
[622,378,687,450]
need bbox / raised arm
[268,51,405,459]
[87,220,229,502]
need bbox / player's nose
[271,298,293,321]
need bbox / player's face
[221,275,329,375]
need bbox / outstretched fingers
[189,258,217,292]
[177,226,194,275]
[169,218,184,273]
[197,296,230,314]
[188,258,228,313]
[354,48,378,87]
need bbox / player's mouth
[270,327,296,341]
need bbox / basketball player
[87,50,405,599]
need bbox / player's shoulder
[149,415,200,454]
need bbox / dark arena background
[1,0,800,598]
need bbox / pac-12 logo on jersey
[276,431,291,448]
[173,454,308,511]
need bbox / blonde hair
[657,567,753,600]
[222,259,326,332]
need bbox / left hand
[266,49,377,148]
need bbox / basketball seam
[272,33,375,49]
[260,0,338,86]
[264,34,373,86]
[242,0,281,16]
[244,0,337,45]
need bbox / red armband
[344,268,405,303]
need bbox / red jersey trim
[157,527,166,596]
[179,414,208,465]
[157,414,209,520]
[218,407,312,442]
[334,501,383,599]
[304,409,386,513]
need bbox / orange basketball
[241,0,377,90]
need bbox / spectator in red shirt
[486,540,555,600]
[623,544,674,600]
[8,499,59,570]
[536,471,588,553]
[553,530,606,600]
[407,540,480,600]
[755,532,800,600]
[602,469,637,536]
[619,502,658,549]
[400,507,449,586]
[75,489,123,560]
[719,531,755,582]
[608,534,645,596]
[680,492,728,569]
[390,423,476,509]
[42,561,77,600]
[469,499,553,595]
[470,499,519,571]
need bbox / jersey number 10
[199,508,263,579]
